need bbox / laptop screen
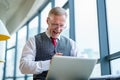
[46,56,97,80]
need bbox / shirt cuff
[41,60,51,71]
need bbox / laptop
[46,56,97,80]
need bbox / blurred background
[0,0,120,80]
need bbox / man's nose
[56,24,64,29]
[55,26,62,31]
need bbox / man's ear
[46,17,50,24]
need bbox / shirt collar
[45,30,60,40]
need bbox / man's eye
[60,25,64,27]
[53,24,58,26]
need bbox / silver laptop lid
[46,56,97,80]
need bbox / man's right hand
[55,53,63,56]
[50,53,63,64]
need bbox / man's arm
[19,37,50,74]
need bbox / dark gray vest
[35,32,71,61]
[33,32,72,79]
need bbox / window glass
[91,64,101,77]
[16,78,25,80]
[61,9,69,38]
[7,33,16,48]
[74,0,99,59]
[5,79,14,80]
[41,3,51,33]
[26,76,33,80]
[28,16,38,38]
[6,49,15,77]
[106,0,120,75]
[106,0,120,54]
[74,0,100,76]
[111,58,120,75]
[0,41,6,80]
[55,0,68,7]
[16,26,27,77]
[0,41,6,62]
[0,58,4,80]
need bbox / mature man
[19,7,81,80]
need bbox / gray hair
[48,7,67,17]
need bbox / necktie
[51,37,57,47]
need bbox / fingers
[50,53,63,64]
[55,53,63,56]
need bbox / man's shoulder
[60,35,68,39]
[60,35,73,41]
[60,35,72,42]
[35,32,45,37]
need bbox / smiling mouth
[53,31,60,34]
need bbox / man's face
[47,14,66,38]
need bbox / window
[41,3,51,32]
[0,41,6,80]
[28,16,38,38]
[61,9,70,38]
[7,34,16,48]
[106,0,120,75]
[74,0,100,76]
[106,0,120,54]
[55,0,68,7]
[6,49,15,78]
[16,26,27,77]
[111,59,120,75]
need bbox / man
[19,7,81,80]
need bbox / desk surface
[90,75,120,80]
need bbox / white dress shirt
[19,31,81,74]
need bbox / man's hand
[55,53,63,56]
[50,53,63,64]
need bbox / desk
[90,75,120,80]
